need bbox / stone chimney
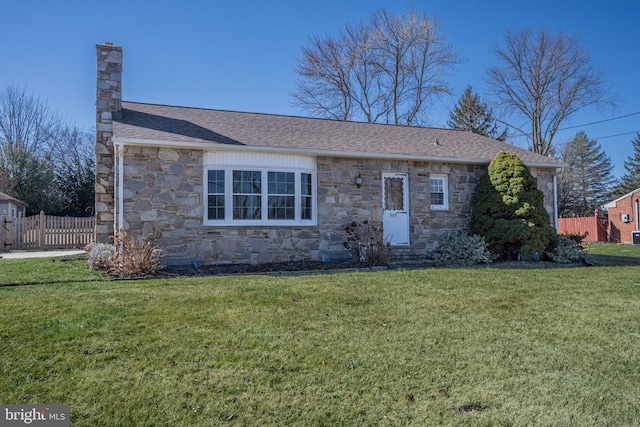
[95,42,122,243]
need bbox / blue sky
[2,0,638,178]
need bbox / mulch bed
[158,260,381,277]
[156,258,587,277]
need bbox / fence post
[0,214,6,253]
[39,211,46,250]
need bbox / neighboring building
[95,43,563,266]
[603,188,640,244]
[0,192,27,218]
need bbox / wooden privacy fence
[557,216,608,242]
[0,211,95,252]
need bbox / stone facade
[95,43,122,243]
[315,157,487,253]
[529,166,557,222]
[121,146,324,265]
[118,147,557,265]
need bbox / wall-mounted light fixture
[355,174,363,187]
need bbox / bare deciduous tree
[0,85,61,155]
[0,85,94,215]
[292,8,461,126]
[486,28,614,155]
[0,86,59,199]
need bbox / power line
[558,111,640,131]
[593,130,640,140]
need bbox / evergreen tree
[611,133,640,198]
[471,151,557,259]
[557,131,616,216]
[447,86,507,141]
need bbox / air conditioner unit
[632,231,640,245]
[622,213,631,223]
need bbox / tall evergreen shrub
[471,151,557,259]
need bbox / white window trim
[429,174,449,210]
[203,156,317,226]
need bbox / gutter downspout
[117,141,124,232]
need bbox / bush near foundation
[109,227,163,277]
[87,228,163,277]
[471,151,557,259]
[431,233,497,266]
[547,235,586,263]
[88,243,115,271]
[344,220,391,266]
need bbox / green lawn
[1,249,640,426]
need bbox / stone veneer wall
[122,146,323,265]
[121,147,557,265]
[315,157,488,253]
[122,146,204,246]
[95,43,122,243]
[529,166,557,221]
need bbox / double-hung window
[268,171,295,220]
[233,170,262,220]
[205,152,316,226]
[301,172,313,220]
[207,170,225,220]
[429,174,449,210]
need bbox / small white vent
[622,213,631,223]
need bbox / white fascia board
[113,137,562,169]
[603,188,640,209]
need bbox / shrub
[431,233,497,266]
[560,232,588,253]
[547,236,585,263]
[471,151,557,259]
[88,243,115,271]
[344,220,391,266]
[108,227,163,277]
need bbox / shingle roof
[113,101,562,168]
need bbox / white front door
[382,172,410,246]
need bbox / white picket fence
[0,211,95,252]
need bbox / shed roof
[0,191,28,207]
[113,101,563,168]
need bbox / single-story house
[603,188,640,244]
[95,42,563,265]
[0,191,27,218]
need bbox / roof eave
[603,187,640,208]
[113,137,563,169]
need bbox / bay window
[204,152,316,226]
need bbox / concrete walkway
[0,250,86,259]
